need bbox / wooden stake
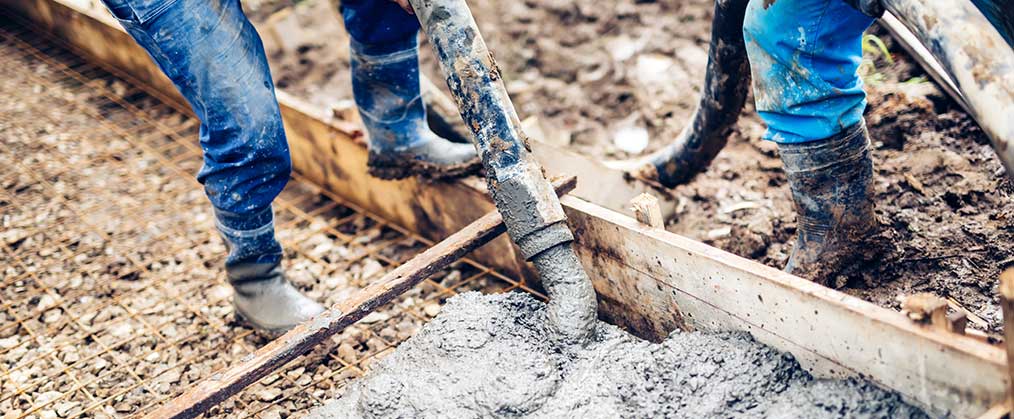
[902,293,948,324]
[999,268,1014,416]
[146,177,576,419]
[947,311,968,335]
[630,193,664,228]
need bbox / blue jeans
[100,0,421,268]
[743,0,874,144]
[340,0,420,54]
[101,0,288,267]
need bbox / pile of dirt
[308,292,927,419]
[245,0,1013,334]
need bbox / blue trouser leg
[340,0,420,53]
[744,0,879,282]
[338,0,480,180]
[339,0,428,151]
[743,0,875,144]
[99,0,289,269]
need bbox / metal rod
[408,0,598,346]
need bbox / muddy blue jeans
[743,0,875,144]
[100,0,422,268]
[341,0,430,152]
[101,0,290,267]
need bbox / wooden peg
[998,268,1014,415]
[946,311,968,334]
[630,193,664,228]
[974,400,1011,419]
[901,292,948,325]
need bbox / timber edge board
[1,1,1008,416]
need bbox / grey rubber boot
[350,38,481,181]
[366,136,481,181]
[229,263,325,335]
[779,122,881,285]
[217,207,325,334]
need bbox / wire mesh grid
[0,15,544,418]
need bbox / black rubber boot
[621,0,751,188]
[230,263,325,335]
[779,122,880,284]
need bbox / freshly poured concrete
[308,292,927,419]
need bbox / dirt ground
[247,0,1013,334]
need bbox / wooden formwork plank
[564,196,1006,418]
[3,0,1008,416]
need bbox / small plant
[858,33,894,85]
[903,76,929,85]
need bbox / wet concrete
[308,292,927,419]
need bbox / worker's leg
[99,0,323,332]
[744,0,880,284]
[340,0,480,180]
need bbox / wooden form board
[3,0,1007,416]
[565,197,1005,417]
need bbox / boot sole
[367,153,483,181]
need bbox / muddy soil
[247,0,1013,334]
[308,292,927,419]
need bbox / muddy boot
[350,39,480,180]
[218,207,325,334]
[780,122,880,284]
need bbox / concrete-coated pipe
[884,0,1014,178]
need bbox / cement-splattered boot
[218,207,324,334]
[350,39,480,180]
[780,122,880,284]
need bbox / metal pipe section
[970,0,1013,47]
[408,0,597,345]
[883,0,1014,178]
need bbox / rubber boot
[779,122,880,284]
[350,40,481,180]
[218,208,325,335]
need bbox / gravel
[0,24,512,418]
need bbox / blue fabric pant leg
[339,0,420,54]
[339,0,429,151]
[743,0,875,144]
[99,0,289,268]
